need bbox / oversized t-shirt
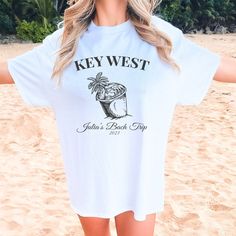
[7,15,221,221]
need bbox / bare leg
[114,210,156,236]
[77,214,111,236]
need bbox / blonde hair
[51,0,180,87]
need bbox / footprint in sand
[208,203,234,211]
[160,204,202,229]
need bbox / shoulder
[42,26,64,49]
[150,14,183,49]
[150,14,182,36]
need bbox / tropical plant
[1,0,236,35]
[87,72,128,119]
[16,20,56,42]
[0,0,68,35]
[155,0,195,32]
[87,72,127,101]
[17,0,58,28]
[87,72,109,100]
[0,0,15,33]
[53,0,68,15]
[156,0,236,32]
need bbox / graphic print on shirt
[87,72,131,119]
[74,55,150,135]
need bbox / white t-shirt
[7,15,220,221]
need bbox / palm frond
[91,84,98,94]
[99,81,109,86]
[96,72,103,80]
[87,72,109,96]
[87,77,96,81]
[88,82,94,89]
[99,78,109,83]
[101,76,109,81]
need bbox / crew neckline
[87,18,133,34]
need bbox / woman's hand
[0,62,14,84]
[213,55,236,83]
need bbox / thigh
[114,210,156,236]
[77,214,111,236]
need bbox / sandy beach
[0,34,236,236]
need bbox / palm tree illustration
[87,72,130,119]
[87,72,108,100]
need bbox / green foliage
[156,0,195,31]
[1,0,236,36]
[13,0,68,23]
[156,0,236,32]
[0,0,15,33]
[53,0,68,15]
[16,20,56,42]
[14,0,58,26]
[0,0,68,37]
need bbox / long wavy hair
[51,0,180,87]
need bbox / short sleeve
[7,27,63,107]
[151,15,221,105]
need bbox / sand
[0,34,236,236]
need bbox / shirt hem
[69,203,165,221]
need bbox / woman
[0,0,235,235]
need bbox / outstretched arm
[0,62,14,84]
[213,55,236,83]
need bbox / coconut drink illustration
[87,72,130,119]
